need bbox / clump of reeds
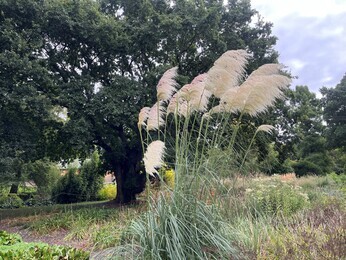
[129,49,291,259]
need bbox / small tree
[25,159,60,197]
[79,150,104,201]
[52,168,84,204]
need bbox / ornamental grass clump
[130,49,291,259]
[125,193,242,259]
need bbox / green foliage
[52,151,105,203]
[26,206,139,250]
[0,193,24,209]
[0,231,22,246]
[23,196,54,207]
[0,0,279,203]
[292,160,323,177]
[321,73,346,150]
[329,148,346,174]
[329,172,346,195]
[79,150,104,201]
[24,159,60,197]
[0,242,89,259]
[98,184,117,200]
[246,182,309,217]
[0,230,89,259]
[52,168,84,204]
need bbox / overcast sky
[251,0,346,93]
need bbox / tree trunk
[9,183,19,194]
[112,152,146,204]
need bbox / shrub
[24,196,54,207]
[98,184,117,200]
[293,160,323,177]
[0,193,24,209]
[246,182,309,217]
[24,159,60,197]
[52,168,84,204]
[79,151,104,201]
[163,169,175,188]
[259,201,346,259]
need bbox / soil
[0,218,89,250]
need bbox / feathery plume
[248,64,284,77]
[167,87,191,117]
[147,102,166,131]
[205,50,251,98]
[218,66,291,116]
[143,140,166,176]
[138,107,150,127]
[157,67,178,102]
[256,124,275,134]
[167,73,212,116]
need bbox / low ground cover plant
[0,230,89,259]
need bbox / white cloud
[287,59,307,71]
[252,0,346,21]
[251,0,346,92]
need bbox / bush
[79,151,104,201]
[0,194,24,209]
[98,184,117,200]
[293,160,323,177]
[52,168,84,204]
[24,196,54,207]
[52,151,104,204]
[163,169,175,188]
[246,183,309,217]
[24,159,60,198]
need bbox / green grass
[0,200,109,220]
[22,204,143,250]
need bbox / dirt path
[0,218,90,250]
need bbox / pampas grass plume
[157,67,178,102]
[143,140,166,176]
[206,50,251,98]
[147,102,165,131]
[138,107,151,127]
[256,124,275,134]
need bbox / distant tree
[268,86,327,174]
[321,73,346,150]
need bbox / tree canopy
[321,73,346,150]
